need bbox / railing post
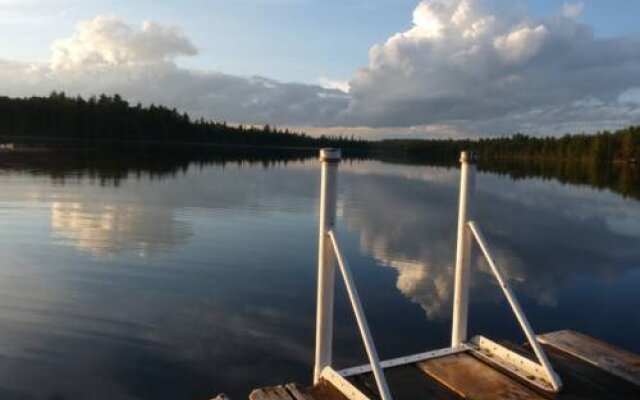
[451,151,476,348]
[314,148,341,384]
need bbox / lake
[0,152,639,400]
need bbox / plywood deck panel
[304,381,350,400]
[348,364,459,400]
[417,352,546,400]
[538,330,640,387]
[285,384,313,400]
[249,385,294,400]
[250,382,349,400]
[542,344,640,399]
[500,340,639,400]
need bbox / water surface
[0,155,639,399]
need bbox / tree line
[1,92,639,166]
[380,128,640,165]
[379,128,640,201]
[0,92,367,149]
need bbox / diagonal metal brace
[467,221,563,392]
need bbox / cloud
[344,0,640,134]
[0,15,348,127]
[51,15,198,69]
[563,1,584,19]
[318,76,350,93]
[2,1,640,137]
[493,24,549,65]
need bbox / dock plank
[501,340,639,400]
[417,353,546,400]
[285,384,312,400]
[305,380,350,400]
[349,365,458,400]
[538,330,640,387]
[249,381,351,400]
[543,344,640,399]
[249,385,294,400]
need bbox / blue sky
[3,0,638,84]
[1,0,640,138]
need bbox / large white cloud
[2,1,640,137]
[51,15,198,69]
[345,0,640,134]
[0,15,348,127]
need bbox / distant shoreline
[1,93,639,165]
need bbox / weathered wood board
[249,384,293,400]
[304,381,350,400]
[417,353,546,400]
[502,340,639,400]
[538,330,640,387]
[348,365,458,400]
[249,382,348,400]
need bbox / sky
[1,0,640,138]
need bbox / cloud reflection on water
[50,201,192,258]
[339,164,640,319]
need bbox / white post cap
[460,151,477,163]
[320,148,341,162]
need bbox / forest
[380,127,640,165]
[0,92,366,149]
[1,93,639,166]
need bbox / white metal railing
[314,148,339,384]
[314,149,393,400]
[450,151,562,391]
[313,149,563,399]
[451,151,475,348]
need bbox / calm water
[0,155,639,399]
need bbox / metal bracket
[339,345,471,377]
[469,335,557,392]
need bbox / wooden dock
[245,151,640,400]
[249,330,640,400]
